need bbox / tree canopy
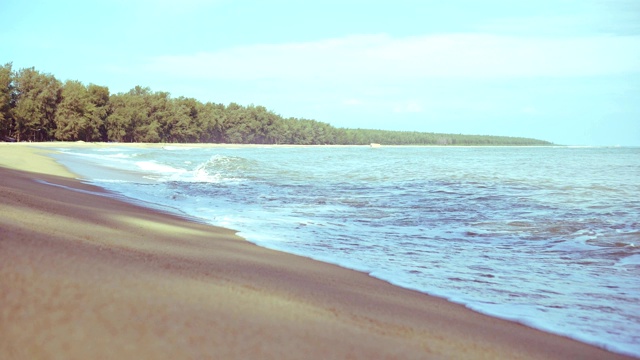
[0,63,553,146]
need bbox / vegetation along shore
[0,63,553,146]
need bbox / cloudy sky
[3,0,639,145]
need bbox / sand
[0,143,634,359]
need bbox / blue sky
[2,0,639,145]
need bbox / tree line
[0,63,553,146]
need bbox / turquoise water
[54,145,640,356]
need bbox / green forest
[0,63,553,146]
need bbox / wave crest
[192,155,254,183]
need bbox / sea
[51,145,640,357]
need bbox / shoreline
[0,140,564,149]
[1,140,629,153]
[0,143,634,359]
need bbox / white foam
[618,254,640,266]
[136,161,185,174]
[104,153,133,159]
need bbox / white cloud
[144,33,640,82]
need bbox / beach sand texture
[0,143,633,359]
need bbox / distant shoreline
[1,63,554,146]
[3,140,562,147]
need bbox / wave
[132,155,255,183]
[136,160,186,175]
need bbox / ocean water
[53,145,640,357]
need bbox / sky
[2,0,639,145]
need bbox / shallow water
[54,145,640,357]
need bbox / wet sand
[0,143,633,359]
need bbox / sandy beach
[0,143,633,359]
